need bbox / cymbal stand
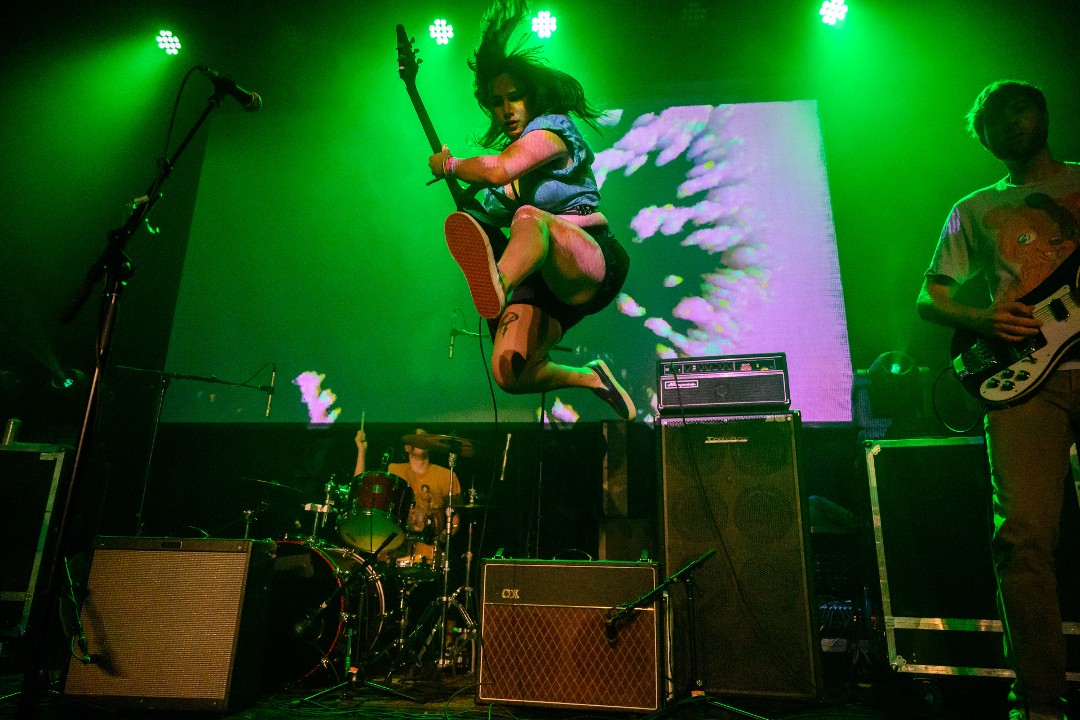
[383,448,478,679]
[458,513,476,615]
[435,448,459,667]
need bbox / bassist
[917,80,1080,720]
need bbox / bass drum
[263,540,386,688]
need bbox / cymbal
[402,433,475,457]
[455,501,493,510]
[237,476,303,493]
[450,493,492,510]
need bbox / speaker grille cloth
[481,604,657,710]
[65,549,249,700]
[662,414,818,699]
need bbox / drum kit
[262,432,488,695]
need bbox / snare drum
[337,471,414,553]
[263,540,386,688]
[392,542,439,582]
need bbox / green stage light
[532,11,557,38]
[156,30,181,55]
[429,19,454,45]
[819,0,848,25]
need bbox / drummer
[354,428,460,564]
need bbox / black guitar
[951,246,1080,406]
[395,23,504,241]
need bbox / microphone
[264,364,276,417]
[294,601,327,636]
[381,449,391,468]
[604,608,619,645]
[197,66,263,112]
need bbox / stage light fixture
[156,30,181,55]
[429,19,454,45]
[532,11,557,38]
[865,351,922,420]
[50,368,87,391]
[819,0,848,25]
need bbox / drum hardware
[241,506,259,539]
[201,476,302,539]
[301,477,341,539]
[264,540,386,689]
[285,532,420,706]
[362,571,430,674]
[384,587,476,678]
[383,435,480,678]
[291,532,397,644]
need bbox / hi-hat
[402,433,475,457]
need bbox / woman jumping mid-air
[428,0,635,421]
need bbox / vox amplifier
[477,559,661,713]
[657,353,789,415]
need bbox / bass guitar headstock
[396,24,420,85]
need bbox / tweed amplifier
[62,537,274,713]
[657,353,790,415]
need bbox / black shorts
[487,224,629,336]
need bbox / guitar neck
[402,81,467,209]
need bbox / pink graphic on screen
[594,100,852,422]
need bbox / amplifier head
[658,353,790,415]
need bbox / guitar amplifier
[63,537,274,713]
[477,559,661,713]
[657,353,790,415]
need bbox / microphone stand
[17,89,232,716]
[605,549,714,643]
[114,365,273,536]
[612,550,771,720]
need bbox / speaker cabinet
[477,559,661,713]
[661,412,821,700]
[63,537,274,713]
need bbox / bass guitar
[395,23,502,235]
[951,246,1080,407]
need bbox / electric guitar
[951,246,1080,406]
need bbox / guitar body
[951,247,1080,407]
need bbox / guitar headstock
[396,24,420,84]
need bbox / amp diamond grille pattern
[481,604,657,711]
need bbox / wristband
[443,155,457,178]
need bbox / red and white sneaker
[444,212,505,319]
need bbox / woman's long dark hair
[469,0,603,148]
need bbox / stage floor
[0,663,1033,720]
